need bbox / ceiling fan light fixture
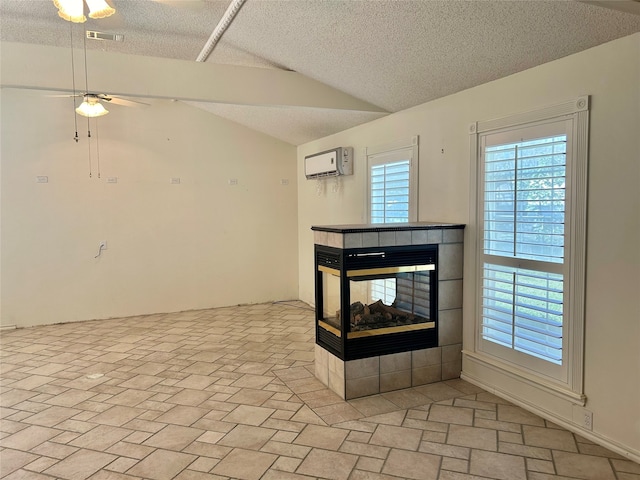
[86,0,116,19]
[76,99,109,117]
[53,0,86,23]
[52,0,115,22]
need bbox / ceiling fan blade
[103,96,150,107]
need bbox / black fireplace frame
[314,243,439,361]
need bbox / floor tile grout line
[1,303,636,480]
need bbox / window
[482,127,567,371]
[370,160,411,223]
[366,137,419,305]
[370,277,397,305]
[366,136,418,223]
[471,97,589,397]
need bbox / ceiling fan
[47,92,149,117]
[77,92,149,117]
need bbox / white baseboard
[461,371,640,464]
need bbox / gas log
[336,300,427,331]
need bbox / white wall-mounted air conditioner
[305,147,353,179]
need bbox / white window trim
[365,136,419,223]
[467,97,589,405]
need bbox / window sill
[463,349,586,406]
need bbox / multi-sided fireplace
[315,243,438,361]
[312,223,465,399]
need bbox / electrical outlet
[228,178,238,186]
[572,405,593,431]
[582,410,593,430]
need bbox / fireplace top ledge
[311,222,465,234]
[312,222,465,249]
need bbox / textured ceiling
[2,0,640,145]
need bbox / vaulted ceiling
[2,0,640,145]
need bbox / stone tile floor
[1,301,638,480]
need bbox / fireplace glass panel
[321,270,341,323]
[320,269,434,337]
[348,271,433,334]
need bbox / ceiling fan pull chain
[95,119,101,179]
[87,117,92,178]
[69,22,79,143]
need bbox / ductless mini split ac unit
[305,147,353,179]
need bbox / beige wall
[1,31,638,461]
[297,33,640,459]
[0,88,298,327]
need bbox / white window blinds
[370,160,411,224]
[370,278,397,305]
[484,136,567,263]
[479,122,571,376]
[482,264,564,364]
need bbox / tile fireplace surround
[312,222,465,400]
